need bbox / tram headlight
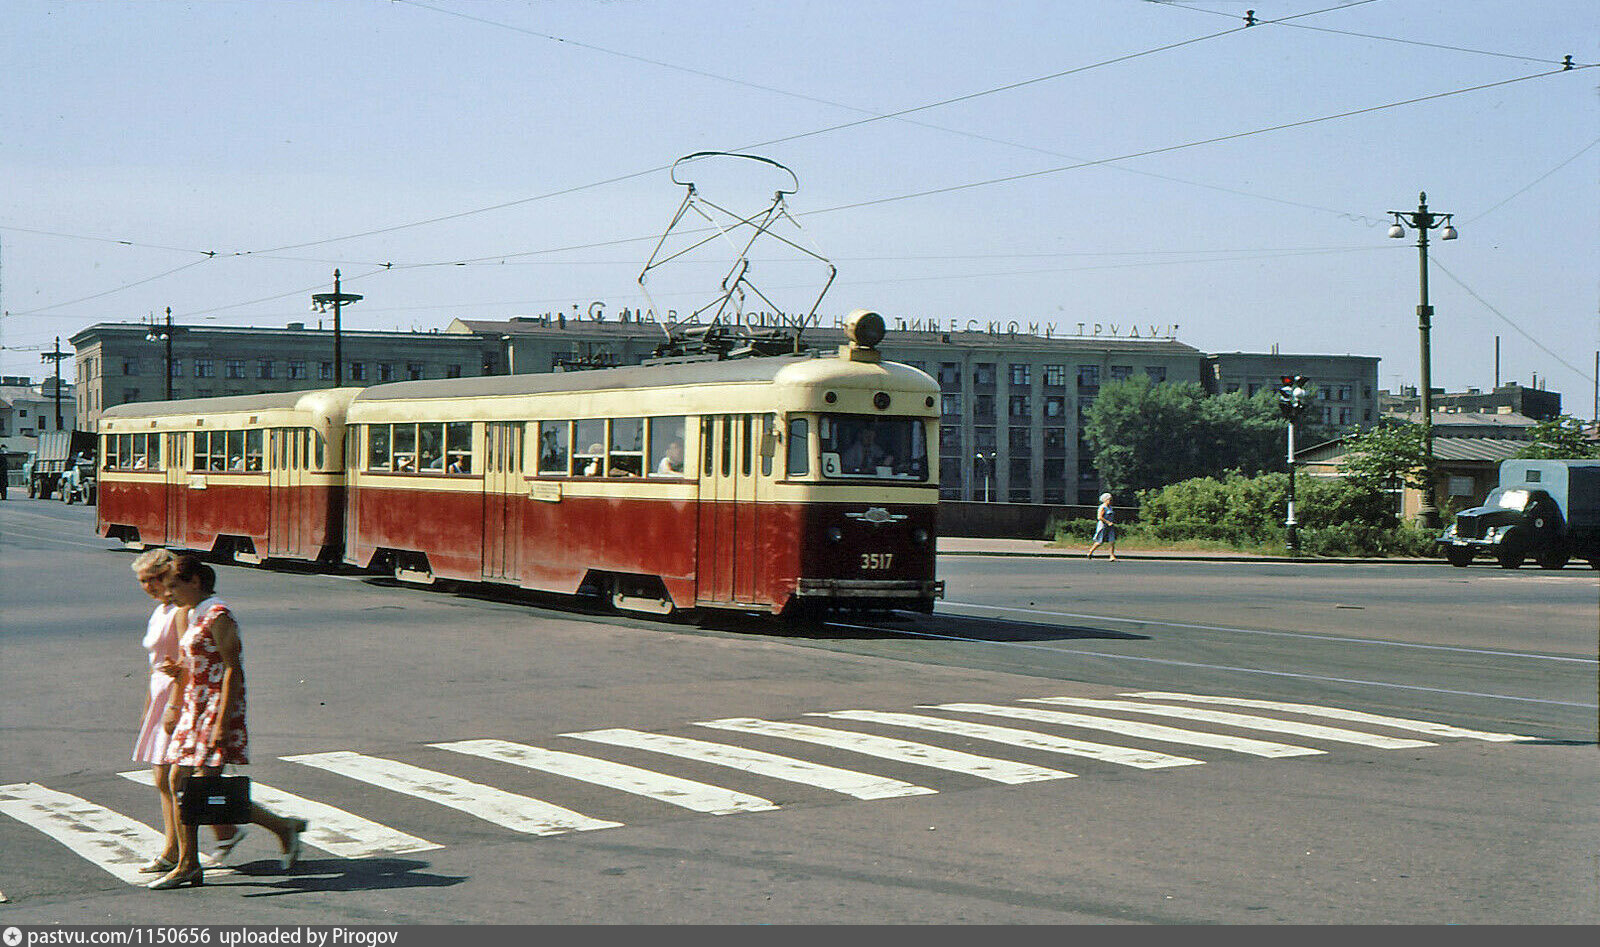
[845,309,886,349]
[913,529,929,545]
[828,527,844,543]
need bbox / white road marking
[565,729,938,800]
[924,702,1324,758]
[432,739,778,815]
[0,783,164,885]
[696,718,1073,784]
[118,770,440,857]
[1117,691,1534,742]
[1024,698,1437,749]
[808,709,1202,770]
[282,751,622,836]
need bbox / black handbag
[179,773,251,825]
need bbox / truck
[24,429,97,504]
[1438,459,1600,570]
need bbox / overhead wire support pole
[312,269,363,387]
[1388,192,1457,529]
[40,336,70,430]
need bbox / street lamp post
[312,269,363,387]
[974,452,994,502]
[1388,192,1456,528]
[145,306,176,400]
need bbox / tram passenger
[656,439,684,476]
[582,444,605,476]
[841,424,894,475]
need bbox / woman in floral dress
[149,555,307,890]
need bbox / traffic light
[1277,375,1312,420]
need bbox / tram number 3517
[859,552,895,570]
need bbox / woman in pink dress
[148,555,306,890]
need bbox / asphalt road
[1,499,1595,925]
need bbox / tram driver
[841,422,895,475]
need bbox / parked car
[1438,459,1600,569]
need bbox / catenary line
[937,600,1596,665]
[824,620,1597,710]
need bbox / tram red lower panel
[98,478,342,561]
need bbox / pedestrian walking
[148,555,306,890]
[1087,492,1118,560]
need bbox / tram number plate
[859,553,894,571]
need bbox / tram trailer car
[343,312,944,616]
[96,389,360,563]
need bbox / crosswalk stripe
[924,703,1324,758]
[1117,692,1534,742]
[696,718,1073,784]
[807,710,1203,769]
[432,739,778,815]
[0,783,164,885]
[117,770,440,858]
[1024,698,1437,749]
[281,751,622,836]
[565,729,938,800]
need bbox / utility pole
[312,269,363,387]
[146,307,176,399]
[40,336,69,430]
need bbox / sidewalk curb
[937,545,1441,565]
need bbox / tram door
[163,432,187,546]
[483,422,522,582]
[697,414,762,604]
[267,429,302,558]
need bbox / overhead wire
[1430,258,1596,385]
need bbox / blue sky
[3,1,1596,413]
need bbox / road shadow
[215,856,465,897]
[699,609,1150,644]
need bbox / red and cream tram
[94,311,944,617]
[96,388,360,564]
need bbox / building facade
[1204,352,1382,429]
[69,314,1382,505]
[1380,382,1561,422]
[1,376,77,480]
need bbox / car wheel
[1444,545,1473,567]
[1495,540,1524,570]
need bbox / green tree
[1337,420,1432,494]
[1514,415,1600,459]
[1084,376,1286,495]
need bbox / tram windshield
[818,415,929,481]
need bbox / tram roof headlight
[845,309,886,349]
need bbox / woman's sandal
[138,855,176,874]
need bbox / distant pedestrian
[1087,492,1118,560]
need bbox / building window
[973,426,997,451]
[348,362,366,381]
[168,360,181,378]
[194,359,215,378]
[1247,382,1261,396]
[1077,364,1100,388]
[378,363,395,382]
[1008,395,1031,418]
[938,362,961,387]
[1339,407,1352,425]
[1008,363,1031,386]
[408,362,425,380]
[1008,427,1031,453]
[1337,385,1352,402]
[1044,395,1065,419]
[319,362,334,380]
[1109,365,1133,381]
[226,359,245,379]
[256,359,275,380]
[941,393,961,416]
[940,426,962,451]
[1043,364,1066,387]
[973,363,995,387]
[1145,366,1166,382]
[1044,428,1067,451]
[288,360,307,380]
[447,364,462,378]
[123,388,140,403]
[122,358,141,375]
[974,394,995,420]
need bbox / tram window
[785,418,809,477]
[609,417,644,477]
[191,432,206,471]
[574,419,606,476]
[393,423,417,472]
[245,430,264,471]
[295,429,307,471]
[313,430,326,471]
[101,435,116,470]
[648,416,686,477]
[117,434,133,469]
[720,415,733,477]
[444,422,471,474]
[761,413,776,477]
[417,423,445,471]
[702,418,714,476]
[536,421,568,476]
[819,415,930,481]
[740,415,753,476]
[225,430,245,470]
[367,424,391,471]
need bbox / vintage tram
[96,388,360,564]
[94,311,943,617]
